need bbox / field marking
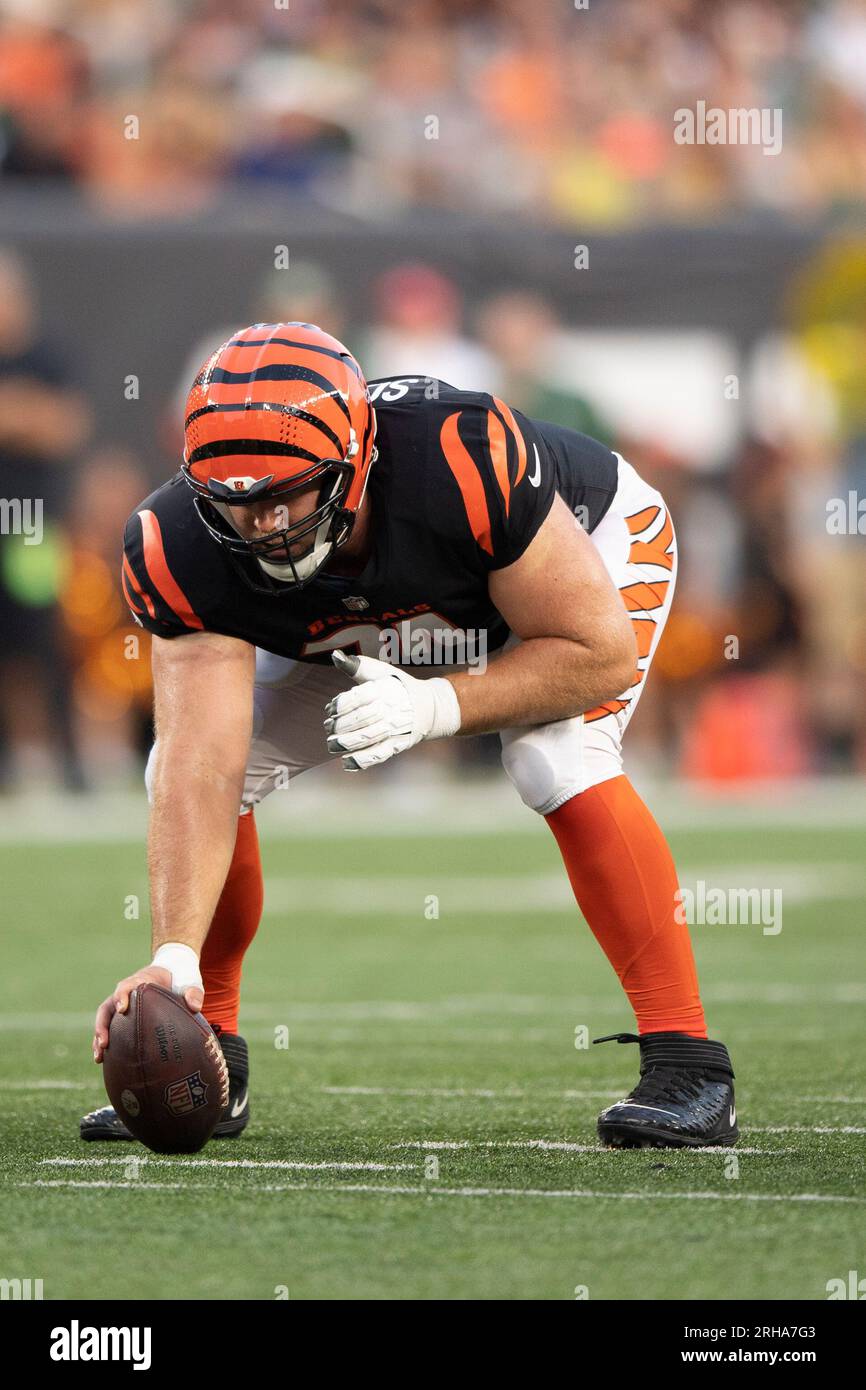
[745,1125,866,1135]
[322,1085,622,1100]
[3,1077,865,1128]
[263,864,866,916]
[799,1096,866,1105]
[5,981,866,1036]
[25,1180,191,1191]
[704,983,866,1004]
[2,778,865,844]
[3,1076,864,1119]
[390,1140,794,1156]
[3,983,866,1034]
[322,1085,866,1108]
[40,1157,414,1172]
[19,1179,865,1205]
[0,1080,89,1091]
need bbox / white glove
[324,650,462,771]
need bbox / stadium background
[1,0,865,1304]
[1,0,865,791]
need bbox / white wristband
[151,942,203,997]
[426,677,462,740]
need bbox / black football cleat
[595,1031,738,1148]
[209,1032,249,1137]
[80,1031,250,1141]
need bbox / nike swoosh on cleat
[729,1105,737,1126]
[609,1103,682,1121]
[528,444,541,487]
[230,1089,248,1118]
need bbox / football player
[82,323,737,1149]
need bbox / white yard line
[24,1180,190,1191]
[322,1085,622,1099]
[0,1080,89,1090]
[389,1139,793,1156]
[3,982,865,1034]
[262,865,865,916]
[3,1078,864,1120]
[18,1179,864,1204]
[40,1157,413,1172]
[321,1085,866,1107]
[2,778,865,844]
[745,1125,866,1135]
[799,1096,866,1105]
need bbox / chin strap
[256,474,348,586]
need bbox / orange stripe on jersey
[138,510,204,630]
[486,410,511,517]
[440,412,493,556]
[628,510,675,572]
[491,397,528,487]
[122,554,154,619]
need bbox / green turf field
[2,795,864,1301]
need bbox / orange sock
[200,811,263,1035]
[546,775,706,1037]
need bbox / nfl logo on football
[164,1070,208,1116]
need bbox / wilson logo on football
[163,1070,209,1116]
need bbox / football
[102,983,229,1153]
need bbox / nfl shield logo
[164,1070,209,1115]
[342,595,369,611]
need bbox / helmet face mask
[184,458,355,591]
[180,323,376,594]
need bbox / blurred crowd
[0,0,864,790]
[1,0,866,224]
[1,235,865,791]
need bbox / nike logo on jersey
[230,1089,248,1118]
[528,443,542,487]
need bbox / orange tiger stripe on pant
[583,503,675,726]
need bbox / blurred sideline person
[0,249,91,789]
[364,262,499,393]
[476,290,611,442]
[83,323,738,1150]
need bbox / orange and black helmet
[182,322,376,590]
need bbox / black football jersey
[121,378,618,668]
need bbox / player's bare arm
[325,496,637,760]
[449,495,637,735]
[92,630,255,1061]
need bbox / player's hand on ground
[92,966,204,1063]
[324,651,461,771]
